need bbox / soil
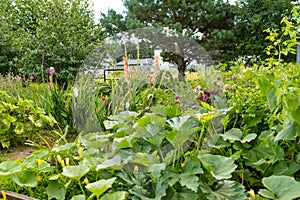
[0,146,36,161]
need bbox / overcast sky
[93,0,126,23]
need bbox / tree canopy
[0,0,103,83]
[100,0,299,70]
[101,0,235,80]
[233,0,299,62]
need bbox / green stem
[197,123,206,150]
[232,114,238,128]
[78,180,86,196]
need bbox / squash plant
[0,91,56,148]
[0,104,242,199]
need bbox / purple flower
[49,67,55,75]
[206,89,219,95]
[29,75,35,80]
[191,105,197,109]
[197,95,204,100]
[175,95,180,99]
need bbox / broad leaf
[260,175,300,200]
[241,133,257,143]
[0,160,21,175]
[86,178,116,198]
[52,143,76,155]
[222,128,242,142]
[71,195,85,200]
[275,120,297,141]
[12,170,37,187]
[163,192,199,200]
[62,165,89,180]
[179,174,199,192]
[134,152,161,167]
[182,156,203,174]
[96,156,122,171]
[100,191,128,200]
[202,180,247,200]
[267,89,277,111]
[46,181,66,200]
[199,154,237,180]
[258,189,276,199]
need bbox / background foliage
[0,0,103,84]
[100,0,299,64]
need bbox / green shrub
[0,91,56,148]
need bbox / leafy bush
[0,91,56,148]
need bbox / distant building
[115,58,154,72]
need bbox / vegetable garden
[0,3,300,200]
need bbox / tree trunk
[177,56,186,82]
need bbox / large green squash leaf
[201,180,247,200]
[100,191,128,200]
[86,178,116,198]
[199,154,237,180]
[259,175,300,200]
[0,160,21,175]
[62,164,89,180]
[12,170,37,187]
[46,181,66,200]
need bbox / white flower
[125,102,130,110]
[73,87,79,97]
[147,94,153,99]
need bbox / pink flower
[194,86,201,94]
[173,99,180,104]
[226,77,231,81]
[125,102,130,110]
[217,81,223,86]
[29,75,35,80]
[223,84,231,90]
[50,67,55,75]
[232,75,236,80]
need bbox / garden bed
[0,190,37,200]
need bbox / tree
[100,0,236,81]
[233,0,300,62]
[0,0,103,84]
